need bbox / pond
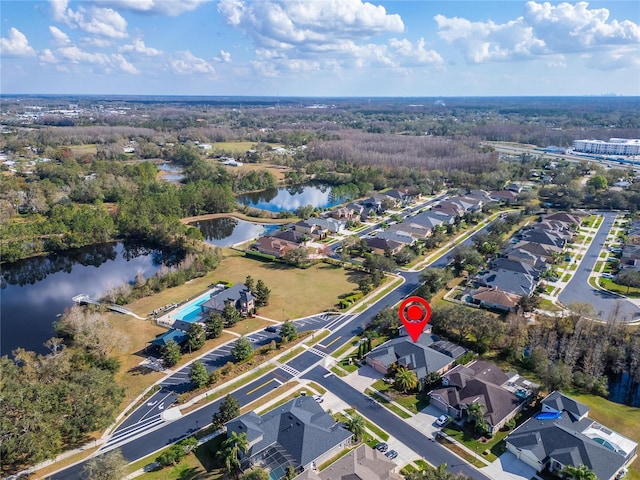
[192,217,281,247]
[0,242,171,356]
[236,183,347,212]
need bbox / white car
[435,414,449,427]
[313,395,324,403]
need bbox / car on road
[265,326,278,333]
[435,414,450,427]
[385,450,398,460]
[374,442,388,452]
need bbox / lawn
[600,278,640,298]
[442,424,508,463]
[371,379,429,414]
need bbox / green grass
[600,278,640,297]
[545,285,555,294]
[331,366,348,377]
[353,277,404,313]
[331,337,359,359]
[370,379,429,413]
[364,388,412,419]
[561,273,571,282]
[345,408,390,441]
[538,298,561,311]
[306,329,330,346]
[203,364,276,403]
[277,346,304,363]
[441,424,509,463]
[599,251,608,258]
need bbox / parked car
[435,414,450,427]
[313,395,324,403]
[385,450,398,459]
[265,326,278,333]
[374,442,388,452]
[601,273,615,279]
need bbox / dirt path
[180,211,297,225]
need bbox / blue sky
[1,0,639,96]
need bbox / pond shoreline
[181,211,297,225]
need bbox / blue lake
[237,184,346,212]
[193,217,281,247]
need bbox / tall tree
[187,323,206,353]
[206,313,224,338]
[279,320,298,342]
[189,360,209,389]
[161,339,182,367]
[345,412,366,443]
[231,337,254,362]
[82,449,128,480]
[244,275,255,293]
[223,302,241,326]
[394,367,419,393]
[217,431,249,479]
[212,394,241,429]
[254,280,270,307]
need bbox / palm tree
[466,401,485,429]
[394,367,418,393]
[562,465,597,480]
[217,431,249,479]
[346,412,366,443]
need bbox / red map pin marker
[398,296,432,343]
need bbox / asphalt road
[49,210,496,480]
[303,366,491,480]
[558,211,640,321]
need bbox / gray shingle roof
[202,283,254,313]
[507,411,628,480]
[542,391,589,420]
[226,396,352,469]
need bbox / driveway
[485,452,537,480]
[558,211,640,322]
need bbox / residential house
[385,188,414,207]
[475,268,537,297]
[622,244,640,262]
[294,444,402,480]
[490,190,520,203]
[412,210,455,227]
[148,329,188,348]
[376,229,416,247]
[271,229,307,243]
[201,283,255,317]
[429,361,536,435]
[506,183,523,193]
[364,237,404,256]
[435,200,466,217]
[388,222,432,240]
[542,212,581,229]
[506,248,548,269]
[490,257,544,280]
[511,241,562,264]
[225,396,353,476]
[331,206,360,221]
[506,391,637,480]
[255,236,298,258]
[294,220,329,240]
[518,230,566,249]
[470,287,522,312]
[366,327,466,381]
[308,217,347,235]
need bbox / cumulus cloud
[388,38,444,66]
[218,0,404,50]
[435,0,640,68]
[167,51,215,75]
[0,27,36,57]
[214,49,232,63]
[111,53,139,74]
[120,39,163,56]
[94,0,211,16]
[49,26,71,46]
[39,48,58,63]
[49,0,128,39]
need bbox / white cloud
[585,46,640,71]
[111,53,140,74]
[167,51,215,75]
[388,38,444,66]
[214,49,231,63]
[0,27,36,57]
[120,39,163,56]
[524,1,640,50]
[39,48,58,63]
[94,0,211,16]
[218,0,404,49]
[49,0,128,39]
[49,26,71,46]
[435,1,640,68]
[57,45,111,65]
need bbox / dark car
[385,450,398,459]
[374,442,388,452]
[265,326,278,333]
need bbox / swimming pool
[175,296,209,322]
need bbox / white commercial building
[573,138,640,156]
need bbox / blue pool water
[176,296,210,322]
[535,411,562,420]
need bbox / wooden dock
[72,294,142,318]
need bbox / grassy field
[600,278,640,297]
[66,144,98,156]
